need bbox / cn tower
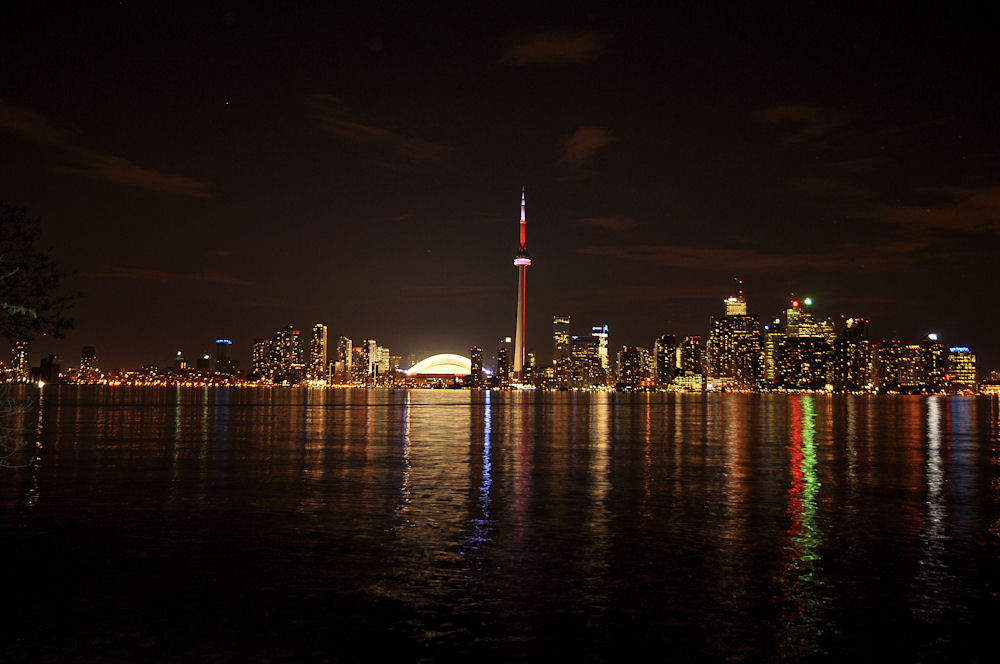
[512,187,531,382]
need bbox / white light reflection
[917,396,951,621]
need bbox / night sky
[2,3,998,371]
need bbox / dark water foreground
[2,386,999,661]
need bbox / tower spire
[518,186,527,253]
[512,187,532,384]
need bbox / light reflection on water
[0,386,998,661]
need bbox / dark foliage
[0,203,76,343]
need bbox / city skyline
[2,4,998,370]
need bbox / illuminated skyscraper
[946,347,976,392]
[251,338,274,380]
[512,188,531,382]
[497,337,512,387]
[654,334,678,385]
[553,315,571,360]
[570,335,601,388]
[309,324,328,380]
[11,340,30,381]
[215,339,236,374]
[708,293,762,389]
[334,336,352,384]
[591,324,609,373]
[833,318,873,392]
[469,346,484,386]
[80,346,98,382]
[876,339,902,392]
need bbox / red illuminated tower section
[513,188,531,382]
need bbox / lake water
[2,386,999,661]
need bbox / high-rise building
[833,317,873,392]
[570,335,602,388]
[708,293,762,389]
[763,321,784,387]
[512,188,531,382]
[617,346,651,389]
[921,335,947,392]
[174,350,188,371]
[724,294,747,316]
[946,347,976,392]
[215,339,236,374]
[496,337,512,387]
[251,338,274,381]
[653,334,678,385]
[196,354,211,370]
[469,346,484,386]
[309,324,328,381]
[80,346,98,382]
[272,325,301,383]
[334,336,353,384]
[591,324,609,372]
[897,344,927,392]
[778,298,833,388]
[553,315,571,360]
[876,339,902,392]
[39,354,60,383]
[679,336,704,377]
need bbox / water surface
[2,387,998,661]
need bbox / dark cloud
[82,266,250,285]
[309,94,450,167]
[395,284,505,302]
[0,100,212,198]
[560,126,614,169]
[504,30,604,65]
[861,184,1000,233]
[754,104,851,138]
[573,214,639,231]
[71,151,211,198]
[789,175,868,201]
[580,240,929,273]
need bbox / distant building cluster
[0,289,995,394]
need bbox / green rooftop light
[804,297,813,306]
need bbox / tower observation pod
[513,187,531,382]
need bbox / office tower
[763,321,784,387]
[512,188,531,382]
[679,336,704,376]
[921,334,947,392]
[80,346,98,382]
[724,294,747,316]
[374,346,390,382]
[271,325,301,382]
[553,315,571,359]
[876,340,902,392]
[946,347,976,392]
[897,344,927,392]
[617,346,651,389]
[351,347,367,383]
[778,298,833,389]
[215,339,236,374]
[591,324,609,372]
[497,338,512,387]
[708,293,763,390]
[470,346,484,386]
[251,338,274,380]
[653,334,678,385]
[196,354,211,370]
[833,317,873,392]
[11,340,30,380]
[174,350,188,371]
[309,324,328,380]
[570,335,601,388]
[335,336,352,384]
[39,354,60,383]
